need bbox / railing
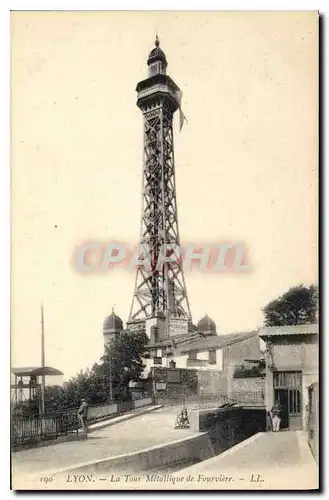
[11,396,154,446]
[154,392,219,408]
[137,84,177,103]
[229,390,265,406]
[11,413,79,447]
[66,397,153,424]
[133,397,153,409]
[155,391,265,408]
[83,403,118,422]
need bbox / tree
[99,330,147,401]
[263,284,318,327]
[20,331,148,415]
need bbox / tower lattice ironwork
[129,36,192,325]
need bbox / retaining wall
[190,406,266,455]
[52,433,214,476]
[52,407,266,477]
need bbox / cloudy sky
[11,11,318,380]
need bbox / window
[217,349,223,371]
[209,350,217,364]
[149,62,161,76]
[289,389,301,414]
[149,64,157,76]
[273,371,302,389]
[188,352,197,360]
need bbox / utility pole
[40,303,45,414]
[109,349,113,402]
[109,368,113,402]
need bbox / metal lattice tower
[128,36,192,325]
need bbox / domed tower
[147,34,167,77]
[103,307,123,347]
[197,314,217,337]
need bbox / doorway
[274,389,289,429]
[273,371,302,430]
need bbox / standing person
[270,402,282,432]
[77,398,88,431]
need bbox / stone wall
[196,370,226,395]
[231,376,265,394]
[151,367,198,403]
[190,407,266,455]
[195,372,265,401]
[53,433,215,475]
[224,335,261,393]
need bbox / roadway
[12,405,193,478]
[12,406,318,491]
[172,430,318,490]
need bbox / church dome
[103,308,123,334]
[197,314,217,336]
[147,35,167,67]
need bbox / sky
[11,11,318,380]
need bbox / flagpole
[41,303,45,415]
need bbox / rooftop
[11,366,64,377]
[174,330,259,354]
[259,323,318,338]
[145,330,259,353]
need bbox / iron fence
[11,413,79,446]
[60,397,153,425]
[229,390,265,406]
[154,391,265,408]
[11,396,154,446]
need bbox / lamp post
[105,347,113,403]
[123,366,129,400]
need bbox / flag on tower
[175,90,188,131]
[179,108,188,132]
